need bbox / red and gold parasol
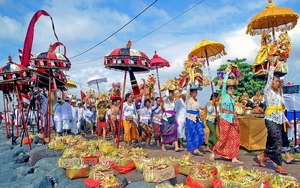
[0,55,32,148]
[104,40,150,148]
[150,51,170,100]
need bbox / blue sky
[0,0,299,111]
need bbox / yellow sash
[265,106,283,116]
[265,105,286,132]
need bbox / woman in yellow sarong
[122,93,139,148]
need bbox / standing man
[71,100,78,135]
[174,90,187,150]
[53,97,62,136]
[77,101,84,134]
[61,96,73,136]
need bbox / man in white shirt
[53,98,62,136]
[77,101,84,134]
[61,96,73,136]
[71,100,78,135]
[174,90,187,149]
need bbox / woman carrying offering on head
[122,93,139,148]
[185,80,205,156]
[253,56,292,175]
[210,69,243,164]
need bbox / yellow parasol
[188,39,227,112]
[246,0,299,41]
[66,79,77,89]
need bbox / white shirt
[78,107,84,119]
[53,103,62,121]
[174,98,186,120]
[61,102,72,120]
[83,108,92,123]
[163,96,175,120]
[122,102,138,119]
[151,101,162,125]
[164,97,175,111]
[71,106,78,120]
[139,95,152,125]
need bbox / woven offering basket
[217,79,239,86]
[178,165,200,175]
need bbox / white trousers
[62,119,71,130]
[71,118,77,134]
[55,121,62,133]
[177,117,186,139]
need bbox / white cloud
[0,15,23,41]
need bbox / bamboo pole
[116,70,127,149]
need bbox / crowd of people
[1,56,298,176]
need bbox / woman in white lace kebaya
[253,56,292,175]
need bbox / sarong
[153,123,161,141]
[186,110,205,152]
[84,121,93,134]
[264,119,283,165]
[213,116,240,159]
[97,119,107,137]
[206,120,217,147]
[123,120,139,141]
[55,121,62,133]
[161,110,177,144]
[108,115,118,137]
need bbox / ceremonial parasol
[87,74,107,92]
[0,55,32,149]
[104,40,150,148]
[30,43,71,143]
[66,79,77,89]
[188,39,227,112]
[246,0,299,41]
[150,51,170,100]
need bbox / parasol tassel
[129,70,140,98]
[21,10,59,67]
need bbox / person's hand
[268,55,275,66]
[185,76,190,85]
[287,121,293,129]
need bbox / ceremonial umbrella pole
[150,51,170,101]
[104,40,151,148]
[188,39,227,113]
[30,43,70,142]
